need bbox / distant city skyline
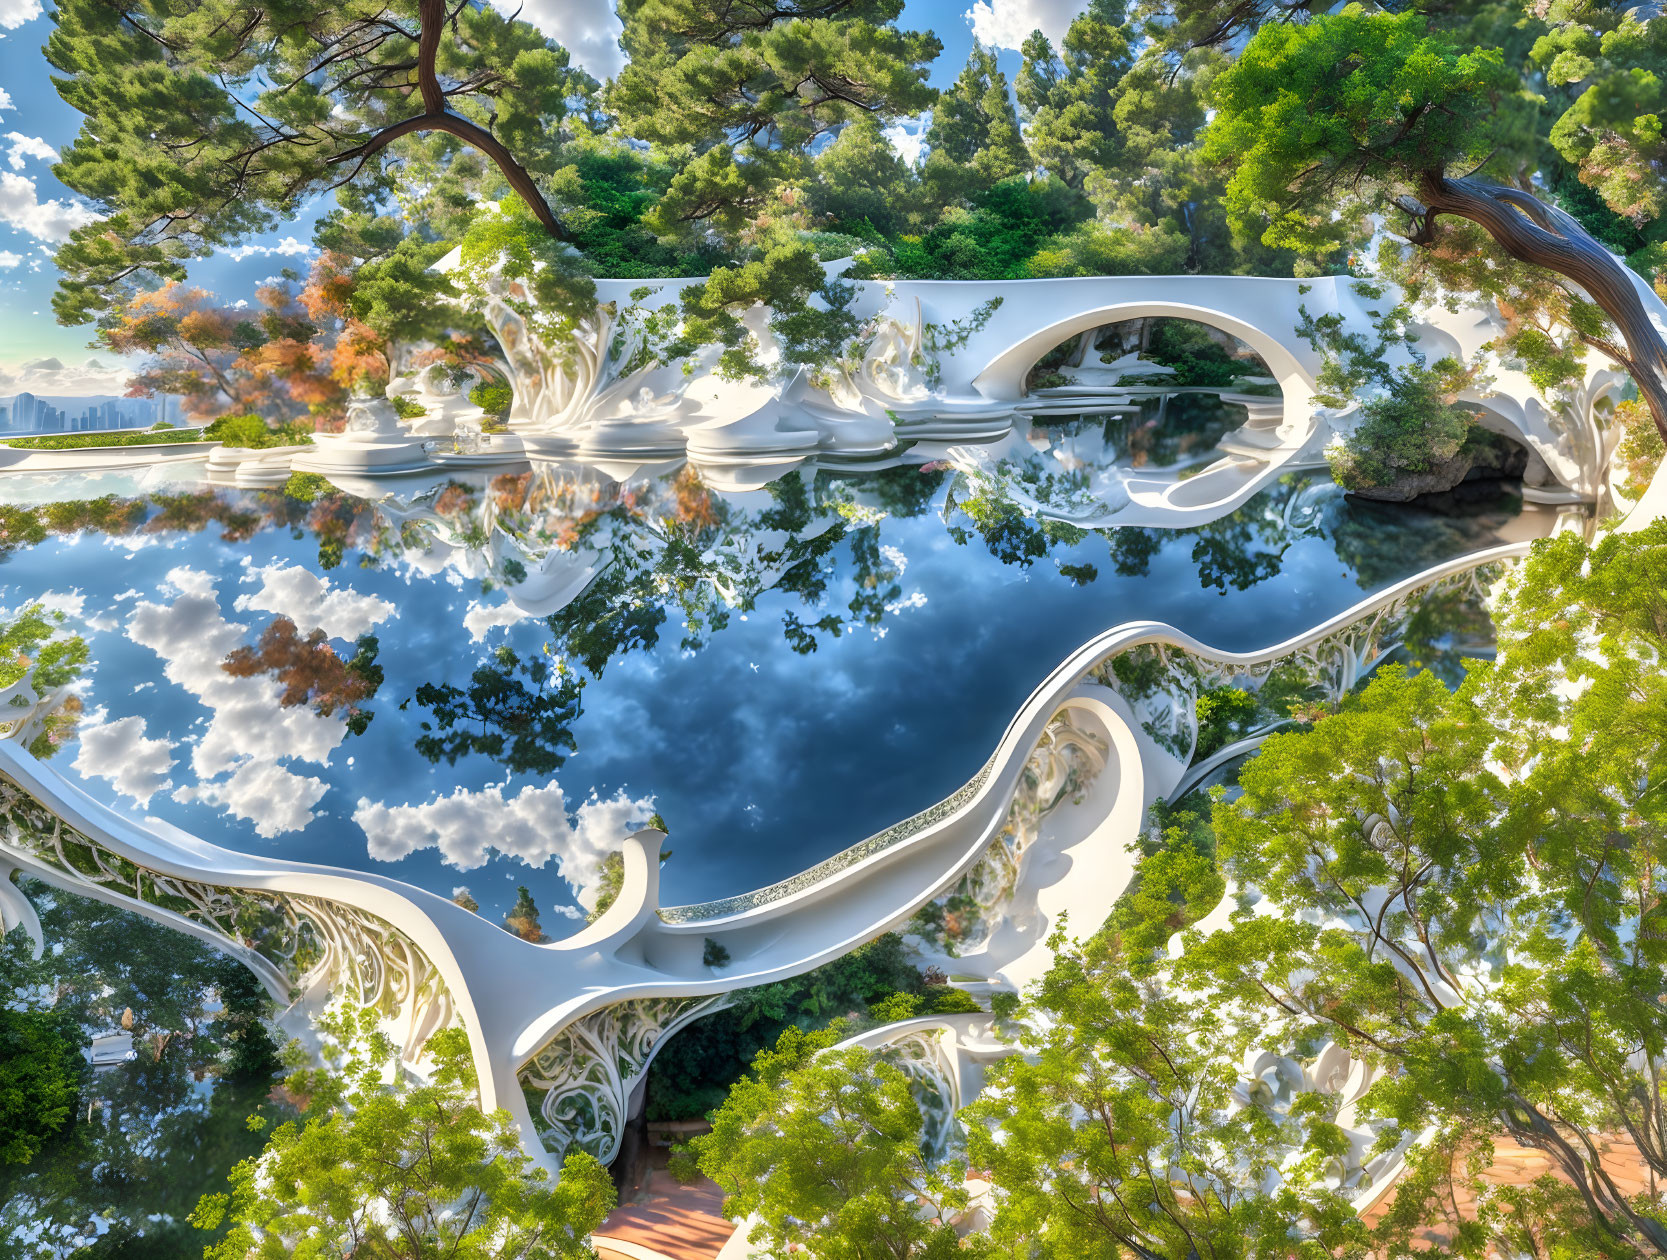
[0,390,176,434]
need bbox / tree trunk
[1414,172,1667,445]
[327,0,570,241]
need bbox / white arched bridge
[0,524,1571,1171]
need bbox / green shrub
[468,381,513,419]
[1194,685,1259,759]
[1328,364,1473,492]
[283,471,332,502]
[391,395,427,419]
[0,428,204,451]
[203,413,315,449]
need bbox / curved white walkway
[0,525,1543,1168]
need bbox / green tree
[610,0,938,237]
[1015,1,1131,196]
[47,0,597,322]
[686,1025,972,1260]
[0,1003,82,1167]
[921,42,1032,211]
[811,115,920,234]
[966,932,1370,1260]
[1326,361,1476,494]
[1201,7,1667,442]
[1189,519,1667,1256]
[193,1008,615,1259]
[408,644,584,777]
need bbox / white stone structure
[425,265,1639,523]
[0,516,1574,1170]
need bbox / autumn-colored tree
[504,886,545,943]
[222,616,384,736]
[100,281,340,424]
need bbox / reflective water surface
[0,449,1552,926]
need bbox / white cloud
[235,562,395,643]
[126,567,347,837]
[0,353,144,397]
[30,589,85,620]
[72,711,176,806]
[0,0,40,30]
[174,760,329,839]
[0,249,20,268]
[491,0,623,81]
[884,114,931,168]
[0,171,97,243]
[0,89,13,111]
[354,783,656,905]
[220,235,313,263]
[4,132,55,170]
[964,0,1085,51]
[462,598,530,641]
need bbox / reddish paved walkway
[596,1168,737,1260]
[1363,1133,1658,1253]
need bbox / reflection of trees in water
[0,882,289,1256]
[222,616,384,736]
[950,472,1328,592]
[0,464,1521,781]
[407,645,583,778]
[1329,488,1523,591]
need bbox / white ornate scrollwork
[0,778,453,1063]
[474,284,690,436]
[915,707,1109,953]
[1091,559,1513,761]
[517,993,730,1163]
[881,1027,964,1162]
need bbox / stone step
[1217,425,1289,457]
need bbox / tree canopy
[193,1007,615,1260]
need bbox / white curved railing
[0,533,1538,1171]
[652,540,1529,933]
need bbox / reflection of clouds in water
[71,709,176,806]
[462,598,531,641]
[29,589,86,620]
[353,782,656,907]
[125,566,340,837]
[175,760,328,838]
[234,561,396,642]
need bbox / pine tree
[504,886,544,943]
[921,42,1032,213]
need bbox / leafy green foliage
[468,381,513,419]
[0,1005,82,1167]
[0,428,205,451]
[407,645,583,777]
[1174,522,1667,1252]
[1205,10,1519,255]
[687,1029,971,1260]
[967,930,1371,1259]
[203,414,314,450]
[1327,363,1476,492]
[193,1009,614,1260]
[644,933,940,1121]
[0,883,290,1253]
[46,0,598,322]
[1194,685,1258,758]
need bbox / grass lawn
[0,428,207,451]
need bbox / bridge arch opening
[1019,314,1290,474]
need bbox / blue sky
[0,0,1075,396]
